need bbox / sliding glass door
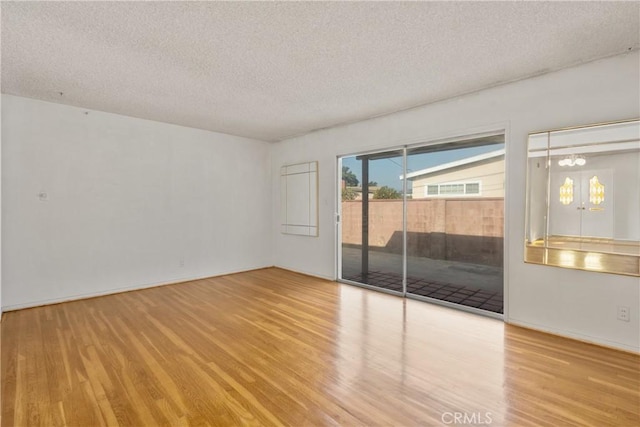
[338,134,505,315]
[340,150,404,294]
[405,137,504,314]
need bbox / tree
[342,187,357,201]
[373,186,402,199]
[342,166,359,187]
[368,181,378,186]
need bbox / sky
[342,143,504,192]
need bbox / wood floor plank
[2,267,639,426]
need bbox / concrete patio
[341,247,504,314]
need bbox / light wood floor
[2,268,639,426]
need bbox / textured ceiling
[2,2,639,142]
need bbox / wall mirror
[281,161,318,236]
[525,119,640,276]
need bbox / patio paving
[341,247,503,314]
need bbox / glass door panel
[405,137,505,314]
[340,150,404,293]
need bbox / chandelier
[557,155,586,167]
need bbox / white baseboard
[1,265,272,312]
[507,318,640,354]
[274,265,335,282]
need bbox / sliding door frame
[336,147,406,297]
[336,126,508,320]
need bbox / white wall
[271,51,640,352]
[2,95,272,310]
[0,96,2,317]
[593,152,639,240]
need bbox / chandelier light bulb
[558,155,586,167]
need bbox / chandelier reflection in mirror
[557,155,586,167]
[525,119,640,276]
